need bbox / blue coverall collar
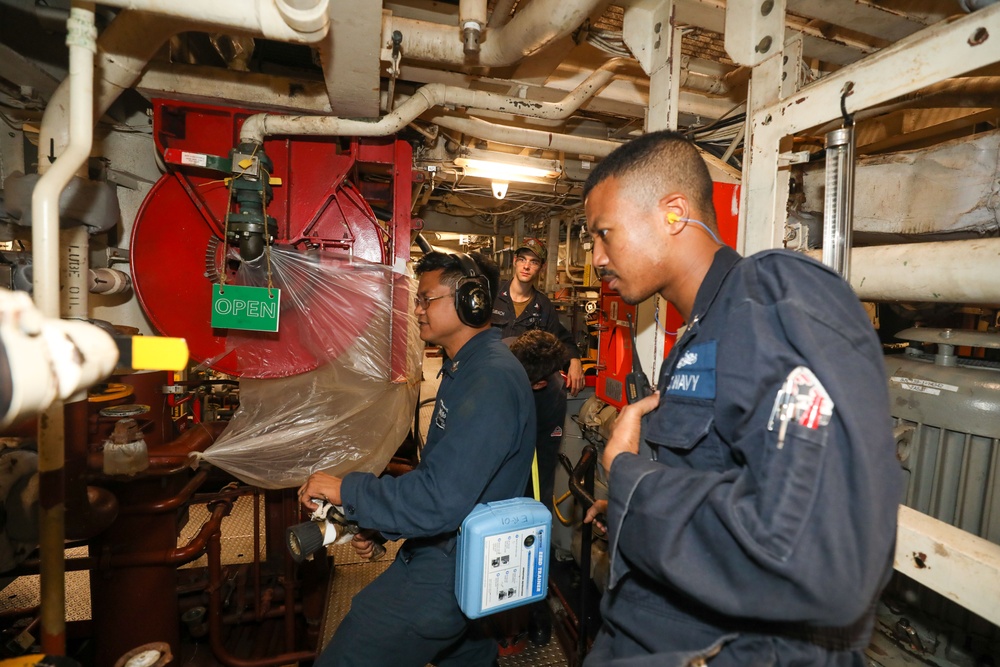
[438,328,501,378]
[688,245,742,325]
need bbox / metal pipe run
[90,0,329,42]
[431,114,622,157]
[31,5,96,654]
[239,59,630,143]
[208,531,316,667]
[387,0,608,68]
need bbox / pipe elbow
[273,0,330,40]
[240,115,268,144]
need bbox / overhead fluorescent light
[454,149,562,182]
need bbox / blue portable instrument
[455,497,551,619]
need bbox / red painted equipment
[131,101,415,378]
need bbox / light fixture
[454,149,562,183]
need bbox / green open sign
[211,284,281,332]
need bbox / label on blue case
[480,527,547,612]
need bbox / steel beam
[787,0,929,43]
[895,505,1000,628]
[743,3,1000,254]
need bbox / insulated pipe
[91,0,329,42]
[806,238,1000,304]
[430,114,622,157]
[40,1,331,174]
[30,5,96,654]
[387,0,608,67]
[32,7,95,317]
[239,60,630,143]
[487,0,517,28]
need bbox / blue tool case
[455,498,552,619]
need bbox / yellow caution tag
[269,177,282,185]
[238,158,253,169]
[130,336,190,371]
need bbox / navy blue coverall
[491,280,579,364]
[532,371,567,509]
[586,246,901,667]
[321,328,536,667]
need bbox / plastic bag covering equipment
[131,100,416,378]
[198,247,423,489]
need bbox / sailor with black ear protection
[666,211,724,246]
[298,248,536,666]
[450,253,493,327]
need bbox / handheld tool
[286,499,386,563]
[625,312,653,404]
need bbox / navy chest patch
[665,341,717,399]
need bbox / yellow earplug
[667,212,680,224]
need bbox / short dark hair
[509,330,567,385]
[414,251,499,303]
[582,131,716,230]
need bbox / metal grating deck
[318,540,568,666]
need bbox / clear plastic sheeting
[198,247,422,489]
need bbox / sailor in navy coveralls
[491,237,586,396]
[299,252,535,667]
[581,131,900,666]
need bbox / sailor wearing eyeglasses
[491,237,586,396]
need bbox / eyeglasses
[414,292,453,309]
[514,255,542,268]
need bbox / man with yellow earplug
[581,130,900,666]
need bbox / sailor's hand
[566,358,586,396]
[584,500,608,535]
[297,472,343,511]
[351,533,376,560]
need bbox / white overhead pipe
[241,100,621,157]
[30,5,96,654]
[387,0,609,68]
[92,0,329,42]
[240,59,629,144]
[33,6,96,317]
[430,113,622,157]
[39,2,330,166]
[487,0,517,28]
[807,238,1000,304]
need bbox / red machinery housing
[69,103,420,665]
[131,101,416,378]
[595,183,740,408]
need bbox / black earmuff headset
[450,253,492,328]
